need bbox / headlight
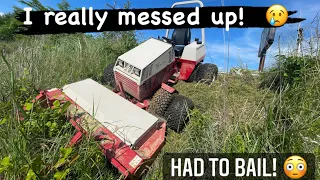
[117,60,124,67]
[132,68,141,77]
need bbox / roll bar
[165,0,205,44]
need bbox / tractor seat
[172,28,191,57]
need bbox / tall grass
[145,23,320,179]
[0,24,319,179]
[0,33,137,179]
[0,33,137,100]
[145,63,319,179]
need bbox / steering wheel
[162,36,176,45]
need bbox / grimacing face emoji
[283,156,307,179]
[266,4,288,27]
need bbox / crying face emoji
[266,4,288,27]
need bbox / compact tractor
[34,1,218,179]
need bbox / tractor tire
[196,63,218,84]
[164,95,194,133]
[148,89,174,117]
[187,63,202,82]
[103,63,116,88]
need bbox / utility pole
[296,9,303,56]
[296,28,303,56]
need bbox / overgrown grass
[0,30,319,180]
[0,33,137,179]
[0,33,137,100]
[146,72,320,179]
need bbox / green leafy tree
[0,13,21,41]
[0,0,74,41]
[57,0,71,11]
[103,0,138,49]
[16,0,70,11]
[17,0,51,11]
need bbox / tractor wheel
[148,88,174,117]
[164,95,194,133]
[196,63,218,84]
[103,63,116,88]
[187,63,202,82]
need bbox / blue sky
[1,0,319,71]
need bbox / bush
[259,55,319,91]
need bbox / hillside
[0,34,319,179]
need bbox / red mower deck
[35,79,166,180]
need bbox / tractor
[33,1,218,179]
[102,0,218,132]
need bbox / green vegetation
[0,29,138,180]
[0,0,319,179]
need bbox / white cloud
[206,28,262,71]
[208,41,258,64]
[0,12,4,16]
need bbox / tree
[0,0,73,41]
[103,0,138,48]
[57,0,71,11]
[1,0,53,41]
[122,1,138,49]
[0,13,21,41]
[15,0,70,12]
[17,0,53,11]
